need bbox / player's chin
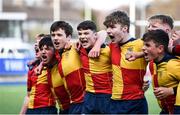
[54,45,62,50]
[82,44,89,49]
[144,56,150,62]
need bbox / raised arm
[88,30,107,58]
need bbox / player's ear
[122,25,128,32]
[67,35,71,41]
[165,28,170,33]
[158,45,164,53]
[94,32,98,41]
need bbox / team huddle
[20,10,180,114]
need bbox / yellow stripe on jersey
[61,46,82,76]
[28,86,36,108]
[176,83,180,106]
[111,39,147,100]
[120,39,147,70]
[51,64,64,87]
[49,64,70,110]
[85,73,95,93]
[112,65,123,100]
[156,59,179,87]
[89,47,111,73]
[28,69,48,109]
[36,70,48,84]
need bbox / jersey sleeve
[27,70,33,92]
[167,59,180,81]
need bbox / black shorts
[26,106,57,114]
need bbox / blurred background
[0,0,180,114]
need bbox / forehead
[148,19,163,25]
[51,28,65,34]
[107,23,123,27]
[144,40,157,46]
[148,19,171,31]
[41,45,53,49]
[78,29,94,33]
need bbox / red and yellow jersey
[176,83,180,106]
[27,66,55,109]
[79,45,112,94]
[150,54,180,113]
[109,38,147,100]
[47,64,70,110]
[55,45,85,104]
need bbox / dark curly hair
[50,21,73,37]
[142,29,169,52]
[103,10,130,32]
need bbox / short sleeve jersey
[55,45,85,104]
[27,67,55,109]
[47,63,70,110]
[109,38,148,100]
[79,45,112,94]
[150,54,180,113]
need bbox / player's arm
[169,30,180,55]
[19,92,30,115]
[155,60,180,99]
[125,51,145,61]
[88,30,107,58]
[34,62,43,75]
[154,87,175,100]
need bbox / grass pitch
[0,84,160,114]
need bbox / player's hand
[88,45,100,58]
[34,63,43,75]
[126,51,145,61]
[171,30,180,45]
[154,87,174,99]
[125,51,137,61]
[75,41,81,51]
[142,80,150,91]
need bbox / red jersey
[27,66,55,109]
[109,39,147,100]
[55,45,85,104]
[79,45,112,94]
[47,63,70,110]
[149,55,180,114]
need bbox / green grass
[0,84,161,114]
[0,85,26,114]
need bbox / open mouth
[35,48,39,53]
[81,40,88,43]
[108,35,115,41]
[81,40,88,47]
[41,55,48,62]
[143,52,149,61]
